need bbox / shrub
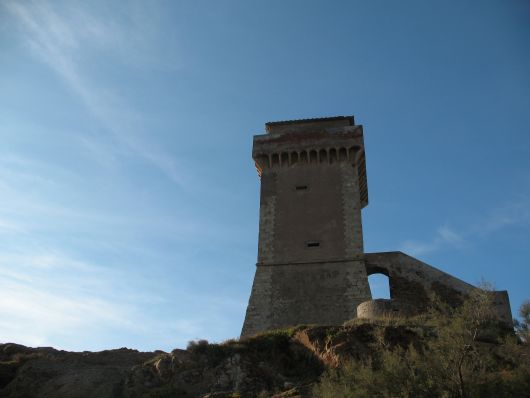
[186,339,209,352]
[314,293,530,398]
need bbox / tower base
[241,260,371,337]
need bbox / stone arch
[319,149,328,164]
[329,148,337,163]
[348,146,359,160]
[366,264,389,277]
[366,264,391,299]
[271,153,280,167]
[290,152,299,164]
[338,147,347,161]
[300,151,308,163]
[280,152,288,166]
[309,150,318,164]
[368,273,391,299]
[364,253,441,313]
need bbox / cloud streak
[0,248,132,349]
[0,145,245,351]
[400,195,530,257]
[401,225,465,257]
[0,245,233,351]
[3,0,187,187]
[473,195,530,236]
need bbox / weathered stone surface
[242,261,371,337]
[0,324,428,397]
[357,299,417,319]
[364,252,512,323]
[242,116,512,337]
[0,344,157,398]
[242,117,371,337]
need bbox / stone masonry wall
[242,117,370,337]
[364,251,512,324]
[257,172,276,264]
[242,156,370,336]
[268,163,363,264]
[341,162,363,255]
[241,260,371,337]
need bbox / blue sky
[0,0,529,352]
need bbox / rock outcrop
[0,322,450,398]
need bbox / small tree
[313,290,530,398]
[514,300,530,343]
[426,288,500,398]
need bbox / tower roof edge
[265,115,355,134]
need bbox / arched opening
[368,273,390,299]
[319,149,327,163]
[338,147,347,161]
[291,152,298,164]
[329,148,337,163]
[348,146,357,160]
[309,150,318,164]
[271,153,280,167]
[280,152,288,166]
[300,151,308,163]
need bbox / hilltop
[1,305,529,398]
[0,321,437,398]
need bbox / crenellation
[254,145,362,170]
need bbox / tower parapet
[252,116,368,207]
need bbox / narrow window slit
[295,185,308,191]
[306,241,320,248]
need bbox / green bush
[314,291,530,398]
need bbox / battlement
[253,116,368,208]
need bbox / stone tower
[241,116,372,337]
[241,115,513,337]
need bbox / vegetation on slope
[313,291,530,398]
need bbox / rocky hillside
[0,322,424,398]
[1,312,528,398]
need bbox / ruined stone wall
[364,252,512,324]
[365,252,475,308]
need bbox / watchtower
[241,116,372,337]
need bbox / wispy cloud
[0,248,131,349]
[0,150,248,257]
[473,195,530,235]
[0,1,266,351]
[3,0,187,187]
[0,218,22,233]
[0,163,247,350]
[400,195,530,257]
[0,246,226,351]
[0,149,246,350]
[401,225,465,256]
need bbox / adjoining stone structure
[241,116,511,337]
[362,252,511,323]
